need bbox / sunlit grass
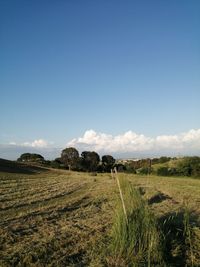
[107,176,164,266]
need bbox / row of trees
[59,147,116,172]
[17,148,116,173]
[17,151,200,177]
[17,153,44,162]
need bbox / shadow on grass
[0,158,48,174]
[159,210,200,266]
[148,191,173,205]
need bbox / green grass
[0,164,200,266]
[107,177,163,266]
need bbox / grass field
[0,163,200,266]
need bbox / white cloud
[67,129,200,155]
[9,142,17,145]
[9,139,50,148]
[23,139,49,148]
[0,144,60,160]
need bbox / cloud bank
[1,130,200,160]
[9,139,51,148]
[0,139,57,160]
[67,129,200,156]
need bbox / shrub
[176,157,200,177]
[113,164,126,172]
[157,167,170,176]
[159,157,171,164]
[137,167,149,175]
[17,153,44,162]
[124,165,136,174]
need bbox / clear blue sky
[1,0,200,147]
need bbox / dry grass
[0,167,200,266]
[0,169,116,266]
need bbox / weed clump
[107,177,164,266]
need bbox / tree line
[17,150,200,177]
[17,147,117,173]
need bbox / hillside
[151,157,200,177]
[0,158,49,174]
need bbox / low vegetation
[16,147,200,179]
[107,178,163,266]
[125,156,200,178]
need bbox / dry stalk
[114,167,128,225]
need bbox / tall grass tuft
[108,176,164,266]
[183,202,194,267]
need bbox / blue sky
[1,0,200,159]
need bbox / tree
[17,153,44,162]
[176,157,200,176]
[61,147,79,170]
[157,167,170,176]
[102,155,115,172]
[81,151,100,172]
[114,163,126,172]
[50,158,65,169]
[158,156,171,164]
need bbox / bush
[157,167,170,176]
[159,156,171,164]
[168,167,178,176]
[114,164,126,172]
[50,160,61,169]
[137,167,149,175]
[124,165,136,174]
[170,157,200,177]
[17,153,44,162]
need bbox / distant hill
[151,157,200,177]
[0,158,48,174]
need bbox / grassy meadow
[0,163,200,266]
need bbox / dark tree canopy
[102,155,115,172]
[61,147,79,170]
[54,157,62,164]
[17,153,44,162]
[114,163,126,172]
[102,155,115,165]
[81,151,100,172]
